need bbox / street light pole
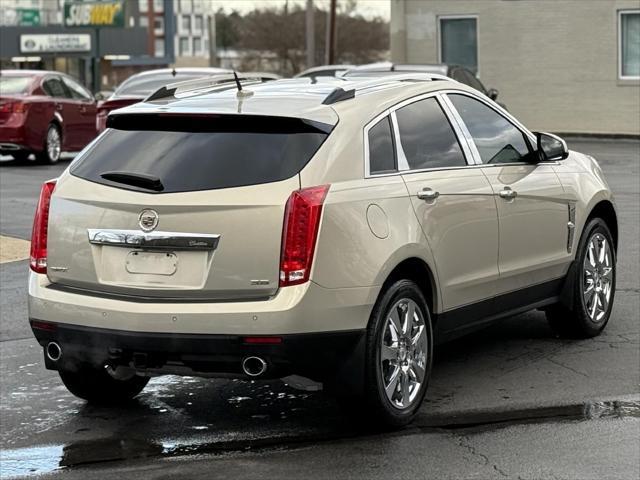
[306,0,314,69]
[327,0,336,65]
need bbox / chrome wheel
[380,298,428,410]
[583,233,613,322]
[46,126,61,162]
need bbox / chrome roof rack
[145,73,272,102]
[322,73,454,105]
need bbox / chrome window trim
[87,229,221,251]
[364,89,477,178]
[437,92,481,165]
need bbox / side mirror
[487,88,499,101]
[535,132,569,162]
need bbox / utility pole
[208,13,217,67]
[305,0,314,69]
[327,0,337,64]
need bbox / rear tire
[36,124,61,164]
[362,279,433,428]
[59,365,149,404]
[547,218,616,338]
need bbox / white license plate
[125,251,178,276]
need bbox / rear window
[0,76,32,95]
[70,114,331,193]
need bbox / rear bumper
[28,272,377,383]
[0,125,27,151]
[30,321,364,382]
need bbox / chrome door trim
[88,229,221,251]
[438,93,483,165]
[390,111,410,171]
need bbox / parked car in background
[28,74,617,427]
[96,68,231,133]
[95,68,281,133]
[343,62,505,107]
[294,64,355,78]
[0,70,97,164]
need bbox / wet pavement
[0,139,639,479]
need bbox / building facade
[172,0,213,67]
[0,0,176,91]
[391,0,640,136]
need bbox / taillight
[0,101,28,113]
[30,180,57,274]
[96,109,108,132]
[279,185,329,287]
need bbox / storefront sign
[20,34,92,53]
[64,1,124,27]
[17,8,41,26]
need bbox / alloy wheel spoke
[404,301,415,335]
[388,309,402,342]
[411,325,425,347]
[587,242,597,267]
[385,366,401,398]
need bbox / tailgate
[47,174,298,300]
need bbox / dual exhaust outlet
[45,342,268,378]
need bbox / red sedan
[0,70,97,164]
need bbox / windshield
[114,73,214,97]
[70,114,331,193]
[0,76,33,95]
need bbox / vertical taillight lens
[30,180,57,274]
[96,109,108,132]
[279,185,330,287]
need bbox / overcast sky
[205,0,390,20]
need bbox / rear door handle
[499,186,517,200]
[417,188,440,201]
[55,103,63,111]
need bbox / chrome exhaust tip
[242,356,267,377]
[46,342,62,362]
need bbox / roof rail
[321,73,453,105]
[145,73,270,102]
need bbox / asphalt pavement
[0,139,638,479]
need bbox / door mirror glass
[487,88,499,101]
[535,132,569,161]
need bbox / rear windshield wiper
[100,171,164,192]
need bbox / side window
[449,94,533,164]
[62,77,93,101]
[42,78,68,99]
[368,116,396,174]
[395,97,466,170]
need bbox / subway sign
[64,1,124,27]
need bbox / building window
[139,0,148,13]
[139,16,149,28]
[195,15,203,33]
[179,0,192,13]
[179,37,190,56]
[154,38,165,58]
[439,16,478,74]
[153,0,164,13]
[181,15,191,33]
[153,16,164,35]
[619,10,640,79]
[193,37,202,54]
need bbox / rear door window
[395,97,467,170]
[70,114,331,193]
[367,115,396,174]
[42,77,69,98]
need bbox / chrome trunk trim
[87,229,221,251]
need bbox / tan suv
[28,74,617,426]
